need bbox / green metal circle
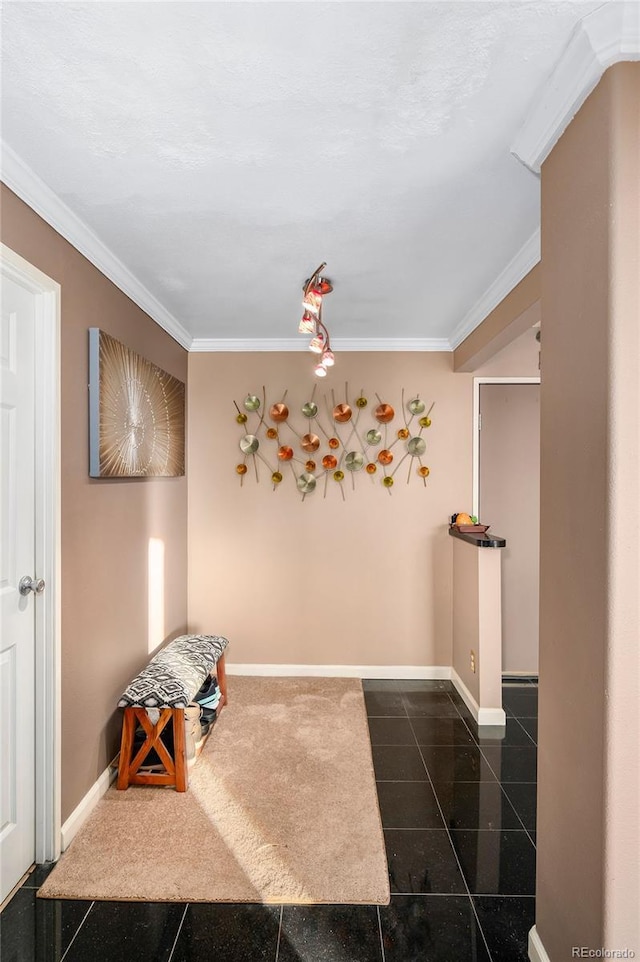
[345,451,365,471]
[407,437,426,456]
[296,473,317,494]
[240,434,259,455]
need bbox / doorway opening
[473,377,540,677]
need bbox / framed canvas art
[89,328,185,478]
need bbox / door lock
[18,575,45,596]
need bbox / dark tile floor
[0,679,537,961]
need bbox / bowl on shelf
[452,523,490,534]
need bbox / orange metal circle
[305,460,317,472]
[378,449,393,466]
[301,433,320,452]
[397,427,410,439]
[328,437,340,450]
[375,403,395,423]
[418,465,430,477]
[366,463,377,475]
[236,464,248,475]
[333,403,352,423]
[322,454,338,470]
[277,446,294,461]
[269,402,289,423]
[266,427,278,440]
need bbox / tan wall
[538,62,640,958]
[188,352,472,668]
[452,538,481,701]
[0,185,188,821]
[475,326,540,379]
[452,537,503,710]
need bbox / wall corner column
[536,61,640,961]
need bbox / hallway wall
[188,351,471,669]
[1,185,189,821]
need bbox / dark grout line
[473,894,536,899]
[511,715,537,747]
[59,900,95,962]
[383,826,452,832]
[367,712,409,718]
[166,902,189,962]
[273,904,284,962]
[387,891,487,897]
[375,779,432,784]
[376,903,386,962]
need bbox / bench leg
[172,707,188,792]
[117,707,137,789]
[217,652,228,707]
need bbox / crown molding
[512,2,640,174]
[189,336,451,353]
[333,337,450,352]
[449,229,540,351]
[0,142,193,350]
[190,338,310,352]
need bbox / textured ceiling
[0,1,603,346]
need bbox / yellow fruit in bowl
[455,512,473,525]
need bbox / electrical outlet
[470,650,476,673]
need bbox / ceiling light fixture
[300,262,334,377]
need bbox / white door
[0,272,38,901]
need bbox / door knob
[18,575,45,596]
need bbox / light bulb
[321,349,334,367]
[302,289,322,317]
[314,362,328,377]
[308,332,325,354]
[298,313,315,334]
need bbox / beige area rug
[39,677,390,904]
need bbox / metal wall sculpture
[234,384,433,499]
[89,329,185,478]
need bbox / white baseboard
[528,926,550,962]
[60,764,116,851]
[451,669,506,727]
[226,664,452,680]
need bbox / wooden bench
[116,634,228,793]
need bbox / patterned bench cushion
[118,634,229,709]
